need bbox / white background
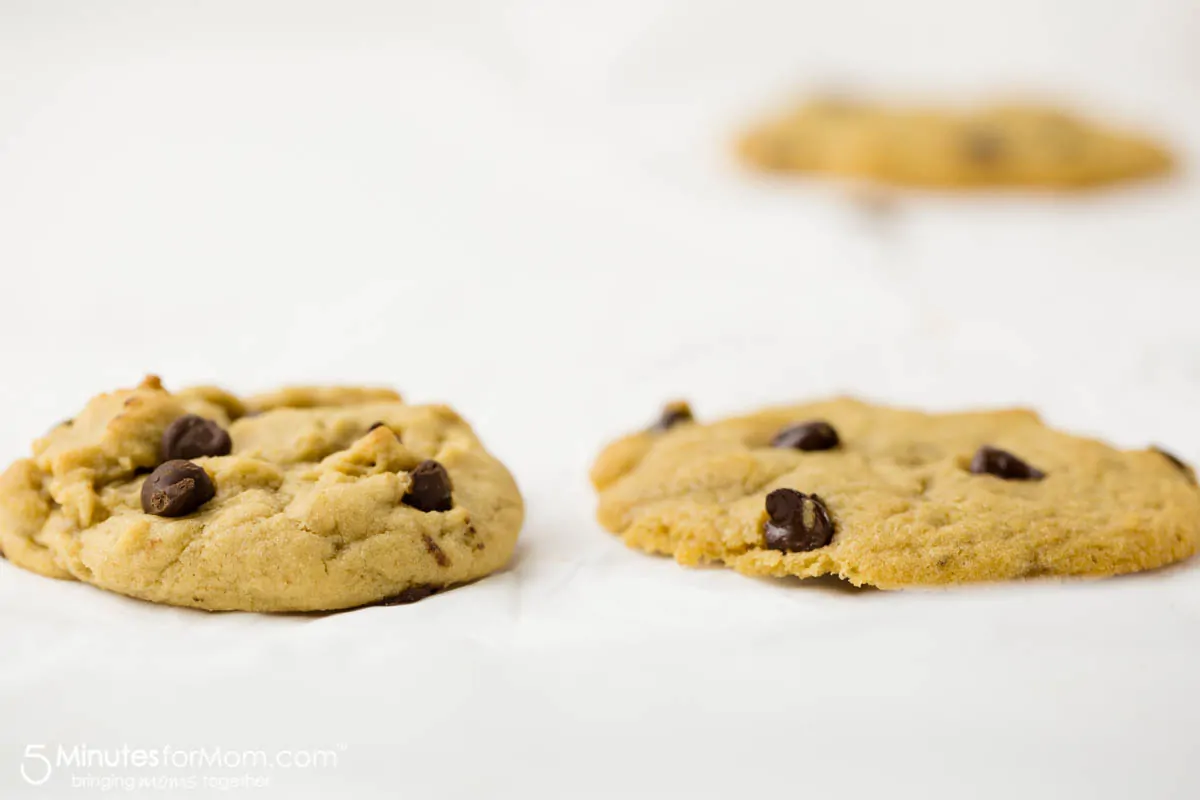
[2,1,1199,797]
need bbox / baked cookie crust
[592,399,1199,588]
[0,377,523,611]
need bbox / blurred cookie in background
[738,97,1174,190]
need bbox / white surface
[2,1,1200,797]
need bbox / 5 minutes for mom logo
[20,743,346,790]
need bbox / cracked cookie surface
[0,376,523,611]
[738,99,1173,189]
[591,399,1199,588]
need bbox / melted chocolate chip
[160,415,232,462]
[404,460,453,512]
[140,460,216,517]
[1153,446,1196,483]
[772,420,840,451]
[965,128,1004,164]
[421,533,451,567]
[651,401,693,432]
[969,446,1045,481]
[375,584,440,605]
[763,488,834,552]
[368,421,387,432]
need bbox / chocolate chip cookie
[591,399,1199,588]
[0,376,523,611]
[738,98,1173,189]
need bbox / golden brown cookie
[738,98,1173,189]
[0,376,523,611]
[591,399,1199,588]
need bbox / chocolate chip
[160,415,232,462]
[421,533,451,567]
[969,446,1045,481]
[368,421,387,432]
[375,584,440,605]
[763,488,834,552]
[965,128,1004,164]
[1153,446,1196,483]
[772,421,840,451]
[140,460,216,517]
[651,401,693,432]
[404,460,453,512]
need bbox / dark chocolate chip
[375,584,440,606]
[404,460,453,512]
[772,420,840,451]
[964,128,1004,164]
[1153,446,1196,483]
[969,446,1045,481]
[140,460,216,517]
[160,414,232,463]
[763,488,835,552]
[651,401,693,432]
